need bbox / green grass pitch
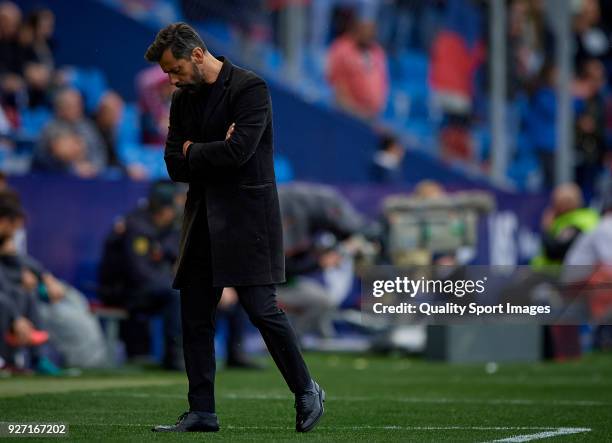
[0,352,610,442]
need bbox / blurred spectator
[0,1,23,75]
[0,292,48,371]
[508,0,552,95]
[23,61,52,110]
[370,133,405,184]
[98,180,182,369]
[136,65,174,145]
[95,91,124,170]
[563,187,612,349]
[19,8,55,70]
[0,228,107,367]
[278,183,368,338]
[327,18,389,119]
[573,58,607,198]
[35,88,108,175]
[0,190,59,374]
[531,182,599,268]
[573,0,611,66]
[565,187,612,272]
[0,1,24,127]
[412,179,446,199]
[0,72,24,129]
[429,0,485,118]
[0,173,25,254]
[32,125,97,177]
[525,61,557,188]
[0,189,104,369]
[0,104,10,134]
[429,0,485,162]
[96,91,149,180]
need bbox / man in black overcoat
[144,22,325,433]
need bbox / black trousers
[218,301,248,362]
[180,270,312,412]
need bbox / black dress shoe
[295,379,325,432]
[152,411,219,432]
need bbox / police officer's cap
[148,180,176,211]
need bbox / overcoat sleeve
[187,77,269,171]
[164,91,192,183]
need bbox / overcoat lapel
[202,57,232,128]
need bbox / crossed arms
[164,76,270,183]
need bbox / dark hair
[144,22,207,63]
[27,8,53,29]
[0,190,24,220]
[379,134,399,151]
[147,180,176,213]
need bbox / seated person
[35,87,107,175]
[0,292,48,371]
[31,125,98,178]
[0,248,108,368]
[0,190,55,373]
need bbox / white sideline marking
[90,391,609,406]
[486,427,591,442]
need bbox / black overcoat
[164,57,285,288]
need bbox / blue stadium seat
[263,46,284,72]
[274,154,294,183]
[117,102,140,147]
[65,67,109,114]
[19,107,52,139]
[201,20,234,44]
[396,50,429,82]
[507,153,541,191]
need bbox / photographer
[277,183,369,339]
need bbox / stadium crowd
[183,0,612,193]
[0,1,169,180]
[1,0,612,192]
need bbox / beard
[176,62,205,93]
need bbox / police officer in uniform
[99,181,182,369]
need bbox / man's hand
[226,123,235,141]
[182,122,234,157]
[22,269,38,292]
[219,287,238,310]
[13,316,35,345]
[43,273,66,303]
[182,140,193,157]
